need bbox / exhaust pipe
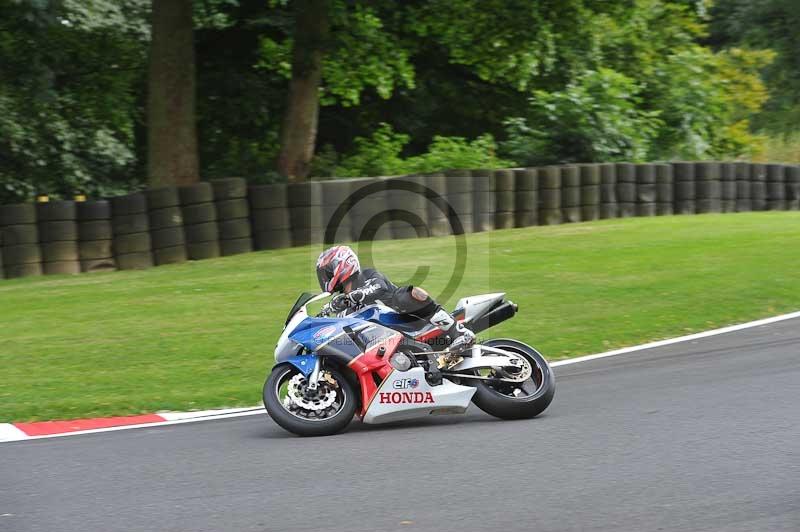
[468,301,518,334]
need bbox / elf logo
[392,378,419,389]
[379,392,435,404]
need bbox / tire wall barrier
[444,171,474,234]
[0,203,42,278]
[513,167,538,228]
[383,175,429,240]
[1,161,798,280]
[213,178,252,256]
[147,187,187,266]
[538,166,562,225]
[78,200,115,273]
[560,165,582,223]
[111,193,153,270]
[38,201,80,275]
[423,173,451,238]
[180,182,220,260]
[579,164,600,222]
[493,169,515,230]
[249,183,290,251]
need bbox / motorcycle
[263,291,555,436]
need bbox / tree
[276,0,329,181]
[0,0,147,203]
[147,0,199,186]
[710,0,800,134]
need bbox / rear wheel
[470,339,555,420]
[263,364,356,437]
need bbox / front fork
[307,357,322,390]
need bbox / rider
[315,245,475,363]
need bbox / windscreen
[285,292,316,326]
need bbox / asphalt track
[2,318,799,532]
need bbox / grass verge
[1,212,799,422]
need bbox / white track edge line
[549,310,800,367]
[3,309,799,443]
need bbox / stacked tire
[579,164,600,222]
[750,163,768,211]
[422,173,451,237]
[673,162,696,215]
[38,201,80,275]
[655,164,674,216]
[599,163,618,219]
[213,178,253,255]
[493,169,515,229]
[695,162,722,214]
[615,163,636,218]
[721,162,737,213]
[111,193,153,270]
[513,168,538,227]
[77,200,115,272]
[735,163,753,212]
[766,164,787,211]
[538,166,562,225]
[180,182,220,260]
[286,181,323,246]
[0,203,42,278]
[560,165,582,223]
[444,173,474,234]
[146,187,187,265]
[786,166,800,211]
[383,175,429,240]
[250,183,291,250]
[634,164,657,217]
[469,169,494,232]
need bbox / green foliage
[332,123,409,177]
[500,69,662,165]
[0,1,146,203]
[322,3,415,106]
[256,1,415,107]
[333,123,510,177]
[646,46,772,159]
[711,0,800,134]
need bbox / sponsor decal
[378,391,435,404]
[313,325,337,341]
[392,378,420,389]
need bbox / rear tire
[263,364,356,437]
[470,339,555,420]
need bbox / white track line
[549,310,800,367]
[3,309,799,443]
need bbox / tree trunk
[277,0,330,183]
[147,0,199,187]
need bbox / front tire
[470,339,555,420]
[263,364,357,437]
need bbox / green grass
[2,212,799,422]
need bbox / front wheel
[263,364,356,436]
[470,339,555,420]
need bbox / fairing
[453,293,506,323]
[362,367,476,424]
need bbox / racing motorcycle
[263,292,555,436]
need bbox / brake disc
[496,356,533,383]
[284,373,337,412]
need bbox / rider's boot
[429,308,476,370]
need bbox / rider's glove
[348,289,366,305]
[330,293,352,313]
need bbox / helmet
[316,245,360,293]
